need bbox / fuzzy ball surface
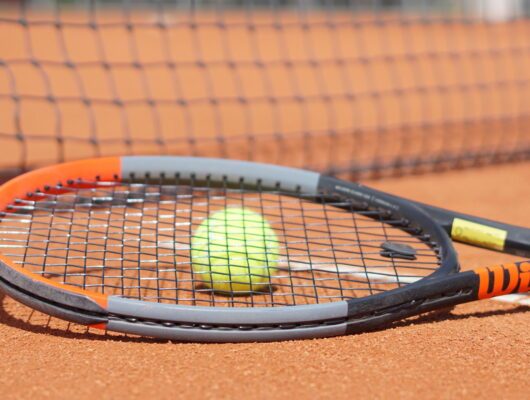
[191,207,279,293]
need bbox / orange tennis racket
[0,156,527,342]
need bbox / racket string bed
[0,177,441,308]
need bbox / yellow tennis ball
[191,207,279,294]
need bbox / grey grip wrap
[121,156,320,194]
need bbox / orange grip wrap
[475,261,530,299]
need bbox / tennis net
[0,0,529,179]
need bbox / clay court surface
[0,8,529,400]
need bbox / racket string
[0,179,442,307]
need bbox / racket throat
[345,272,479,334]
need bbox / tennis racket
[0,156,527,342]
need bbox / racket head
[0,156,459,341]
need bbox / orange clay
[0,157,121,211]
[0,254,109,309]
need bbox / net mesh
[0,0,529,179]
[0,178,440,307]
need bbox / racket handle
[474,261,530,299]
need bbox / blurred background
[0,0,529,179]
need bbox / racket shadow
[387,304,529,332]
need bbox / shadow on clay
[388,305,530,331]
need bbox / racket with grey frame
[0,156,528,342]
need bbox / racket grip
[474,261,530,299]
